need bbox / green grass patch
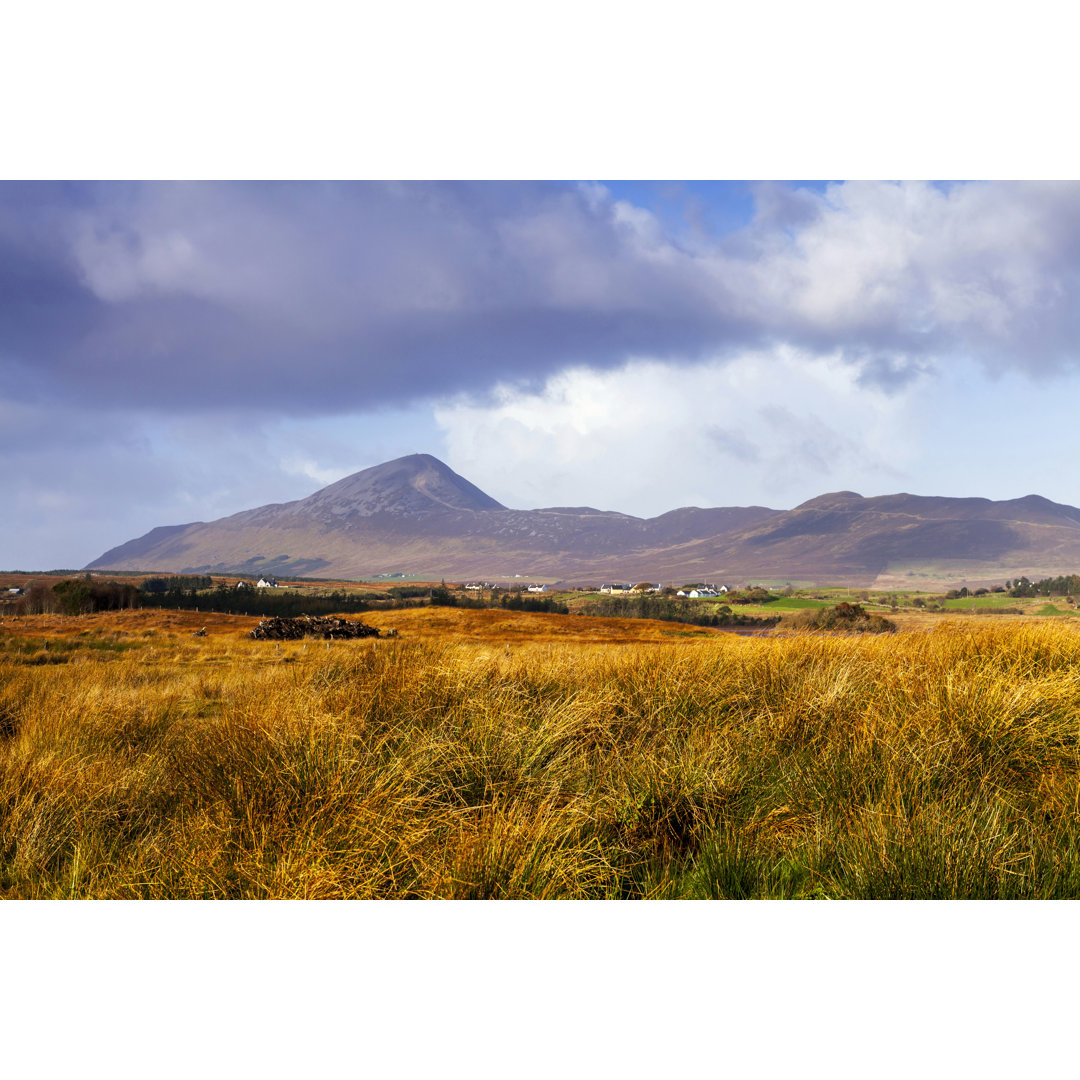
[942,595,1027,610]
[762,597,833,610]
[1034,603,1077,617]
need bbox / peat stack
[249,615,380,640]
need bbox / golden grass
[4,608,1080,898]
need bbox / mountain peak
[793,491,865,511]
[297,454,507,518]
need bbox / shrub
[793,602,896,634]
[723,588,775,605]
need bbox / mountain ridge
[86,456,1080,587]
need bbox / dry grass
[4,608,1080,898]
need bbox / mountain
[86,455,1080,587]
[87,454,778,581]
[697,490,1080,586]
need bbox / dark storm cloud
[0,181,743,414]
[4,180,1080,416]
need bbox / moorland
[4,585,1080,899]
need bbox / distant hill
[85,454,1080,587]
[702,490,1080,586]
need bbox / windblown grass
[3,611,1080,898]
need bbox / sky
[5,178,1080,568]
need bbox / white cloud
[435,347,920,516]
[719,181,1080,375]
[280,457,349,488]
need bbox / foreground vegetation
[3,609,1080,898]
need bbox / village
[463,581,731,597]
[239,577,736,597]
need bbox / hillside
[708,491,1080,586]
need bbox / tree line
[577,594,778,629]
[1004,575,1080,598]
[141,575,214,593]
[15,579,140,615]
[138,584,391,617]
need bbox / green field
[1034,603,1078,617]
[762,597,833,610]
[935,594,1075,613]
[940,594,1022,610]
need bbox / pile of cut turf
[249,615,380,640]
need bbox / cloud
[1,181,734,415]
[724,181,1080,376]
[707,428,760,464]
[6,180,1080,427]
[434,347,916,517]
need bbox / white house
[527,584,548,593]
[256,577,280,589]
